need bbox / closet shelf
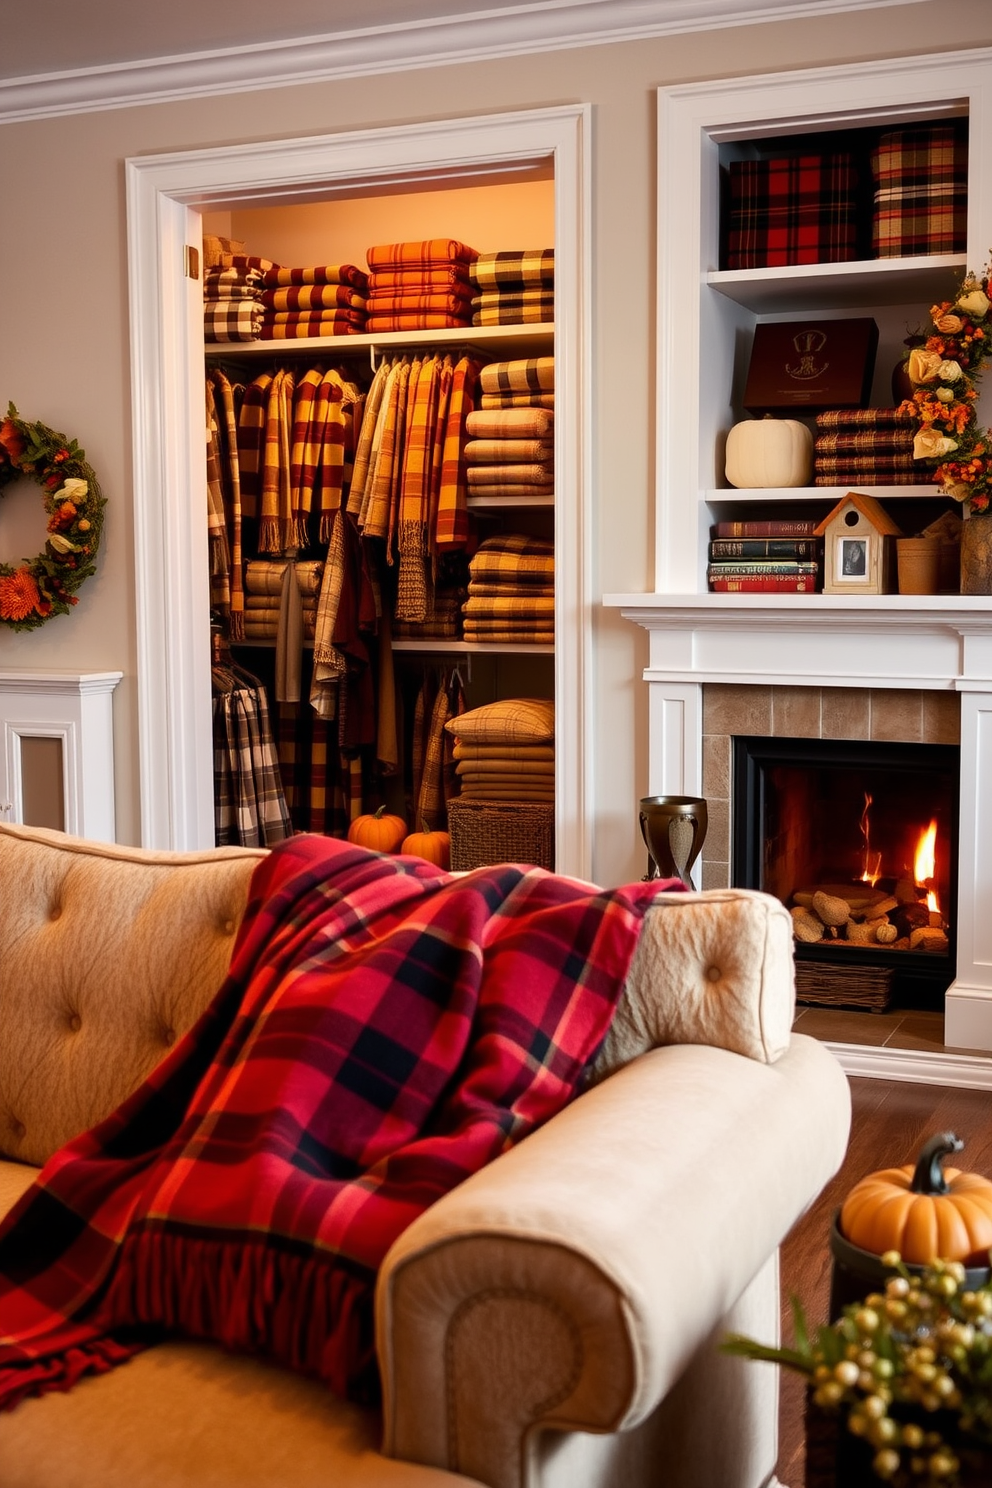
[706,485,940,503]
[204,321,554,363]
[706,254,965,313]
[467,493,554,510]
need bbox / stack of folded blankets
[467,249,554,326]
[813,407,922,486]
[463,406,554,501]
[478,355,555,411]
[242,560,322,642]
[723,152,860,269]
[364,239,479,332]
[871,123,967,258]
[258,264,370,340]
[444,697,555,803]
[203,257,266,343]
[392,581,467,641]
[462,533,554,646]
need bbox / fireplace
[731,735,958,1012]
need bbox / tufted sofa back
[0,823,264,1167]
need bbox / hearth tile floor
[793,1005,969,1054]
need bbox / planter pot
[828,1214,991,1319]
[961,511,992,595]
[896,536,941,594]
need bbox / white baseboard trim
[825,1040,992,1091]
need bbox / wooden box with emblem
[743,317,879,414]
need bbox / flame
[859,793,882,884]
[914,819,939,913]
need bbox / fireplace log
[909,927,949,953]
[791,906,825,942]
[849,894,898,922]
[891,902,932,938]
[811,890,851,927]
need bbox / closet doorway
[125,104,592,873]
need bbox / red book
[712,519,819,538]
[709,574,820,593]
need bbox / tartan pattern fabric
[479,357,555,395]
[465,407,554,439]
[209,370,245,637]
[366,291,474,315]
[435,356,481,551]
[368,267,473,292]
[814,452,919,473]
[480,391,555,410]
[814,471,921,485]
[871,126,967,258]
[259,369,296,553]
[366,313,471,332]
[262,263,369,291]
[259,315,364,339]
[472,299,555,326]
[218,254,280,275]
[464,437,553,464]
[470,250,555,288]
[444,696,555,743]
[453,742,555,761]
[815,407,916,429]
[462,595,555,617]
[245,560,324,597]
[469,534,555,581]
[0,836,668,1410]
[203,300,263,342]
[236,373,273,519]
[275,701,349,834]
[211,667,292,847]
[724,153,859,269]
[366,239,479,269]
[260,285,368,312]
[466,463,554,486]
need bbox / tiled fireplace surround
[607,595,992,1082]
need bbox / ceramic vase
[638,796,708,887]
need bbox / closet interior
[201,166,558,868]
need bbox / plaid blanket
[366,239,479,269]
[365,312,471,332]
[203,300,263,342]
[261,286,368,312]
[724,153,859,269]
[259,313,366,339]
[466,408,554,439]
[470,250,555,287]
[262,264,369,291]
[369,268,473,292]
[480,357,555,395]
[0,836,669,1411]
[871,125,967,258]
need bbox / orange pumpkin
[840,1132,992,1266]
[400,822,451,870]
[346,805,407,854]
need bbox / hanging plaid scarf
[395,357,442,623]
[237,372,273,520]
[259,369,296,553]
[205,379,231,619]
[209,369,245,639]
[348,358,392,521]
[434,356,481,552]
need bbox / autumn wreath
[0,404,106,631]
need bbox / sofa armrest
[590,888,796,1082]
[377,1033,850,1488]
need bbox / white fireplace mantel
[604,592,992,1063]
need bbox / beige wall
[0,0,988,880]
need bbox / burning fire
[915,819,939,913]
[859,793,882,885]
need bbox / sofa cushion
[0,823,262,1166]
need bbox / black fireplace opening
[731,735,959,1012]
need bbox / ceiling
[2,0,574,81]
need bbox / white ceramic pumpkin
[724,416,814,489]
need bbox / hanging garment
[258,369,296,553]
[208,369,245,638]
[205,380,232,622]
[212,661,292,847]
[434,355,481,552]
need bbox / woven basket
[447,797,555,872]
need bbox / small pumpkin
[724,415,813,489]
[840,1132,992,1266]
[346,805,408,854]
[400,821,451,870]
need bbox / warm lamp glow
[914,820,939,912]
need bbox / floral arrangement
[724,1254,992,1485]
[0,403,106,631]
[899,257,992,513]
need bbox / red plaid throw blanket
[0,835,671,1411]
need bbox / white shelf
[706,485,939,504]
[707,255,966,314]
[467,493,554,510]
[204,321,554,360]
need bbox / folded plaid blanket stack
[463,405,555,499]
[813,406,924,485]
[444,696,555,802]
[461,533,555,646]
[871,124,967,258]
[242,559,323,642]
[467,248,554,326]
[203,254,271,342]
[257,263,370,339]
[724,153,860,269]
[478,354,555,411]
[364,239,479,332]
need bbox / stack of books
[707,519,823,593]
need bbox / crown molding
[0,0,925,125]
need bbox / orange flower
[0,567,42,622]
[47,502,77,533]
[0,417,26,467]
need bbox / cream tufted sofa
[0,821,851,1488]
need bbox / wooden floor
[775,1072,992,1486]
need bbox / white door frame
[125,104,593,873]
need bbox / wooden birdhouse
[813,493,902,595]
